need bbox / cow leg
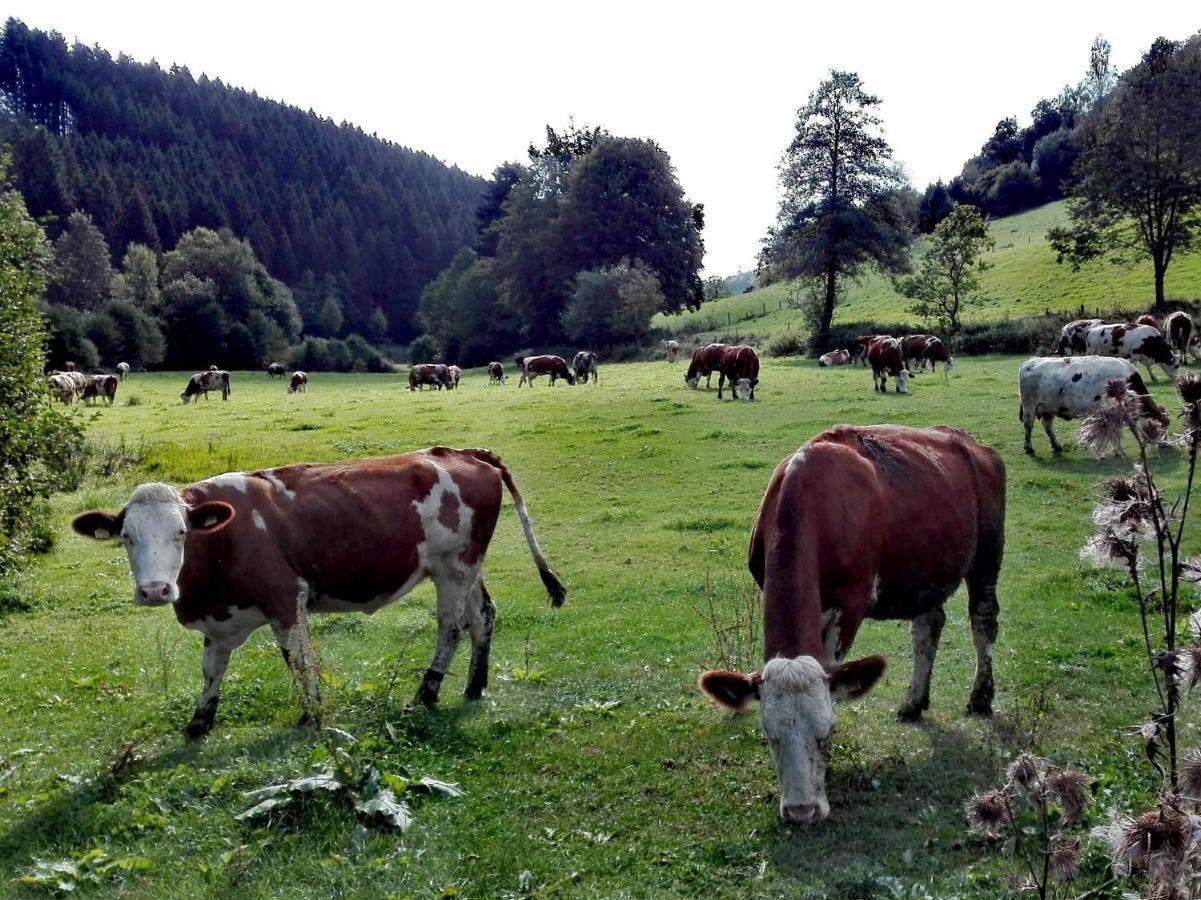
[271,603,322,727]
[967,575,1000,716]
[415,573,469,707]
[1022,410,1035,454]
[898,606,946,722]
[187,629,252,738]
[465,580,497,700]
[1040,415,1063,453]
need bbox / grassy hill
[659,201,1201,343]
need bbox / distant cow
[1018,356,1168,456]
[1083,323,1179,381]
[1136,314,1160,328]
[1164,311,1198,364]
[519,355,575,387]
[1055,319,1104,356]
[289,371,308,394]
[666,340,681,364]
[71,447,566,737]
[47,372,78,404]
[64,361,76,372]
[182,370,231,404]
[268,363,285,378]
[851,335,889,367]
[920,336,954,374]
[408,364,448,391]
[116,362,130,381]
[488,362,506,385]
[64,370,87,395]
[685,342,728,390]
[867,337,911,393]
[717,345,760,400]
[446,365,462,390]
[82,374,119,406]
[208,365,219,372]
[699,425,1004,824]
[900,335,952,374]
[818,349,850,367]
[573,351,598,385]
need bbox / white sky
[11,2,1201,274]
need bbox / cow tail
[464,448,566,607]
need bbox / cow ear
[829,655,886,701]
[698,670,762,711]
[72,510,122,540]
[187,501,236,533]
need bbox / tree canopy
[896,204,995,331]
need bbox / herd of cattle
[408,351,600,391]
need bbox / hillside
[0,19,484,340]
[659,201,1201,342]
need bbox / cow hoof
[896,704,924,723]
[1024,446,1034,456]
[967,694,994,717]
[185,718,213,740]
[464,686,485,701]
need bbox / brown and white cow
[446,365,462,390]
[1018,356,1168,456]
[288,371,308,394]
[408,364,448,391]
[1136,314,1160,328]
[64,361,76,372]
[82,373,119,406]
[665,339,681,364]
[116,362,130,381]
[920,336,954,374]
[866,337,911,393]
[1083,323,1179,381]
[268,363,285,378]
[488,362,507,385]
[573,351,598,385]
[817,349,850,367]
[1164,311,1199,364]
[182,370,231,403]
[1055,318,1103,356]
[71,447,566,737]
[851,335,889,367]
[685,342,728,390]
[63,370,87,395]
[47,372,78,404]
[716,345,759,400]
[518,355,575,387]
[700,425,1004,824]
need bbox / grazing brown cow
[518,355,576,386]
[818,349,850,367]
[71,448,566,737]
[866,337,911,393]
[919,336,954,374]
[699,425,1005,824]
[408,364,448,391]
[573,351,598,385]
[268,363,285,378]
[488,362,507,385]
[665,339,681,364]
[288,371,308,393]
[181,370,231,403]
[82,373,119,406]
[850,335,889,367]
[116,362,130,381]
[716,345,760,400]
[685,342,728,390]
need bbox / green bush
[953,317,1066,356]
[765,332,807,358]
[407,334,440,364]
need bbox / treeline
[414,124,705,366]
[0,18,484,342]
[917,37,1115,231]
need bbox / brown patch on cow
[439,490,460,532]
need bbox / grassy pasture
[0,360,1193,897]
[658,201,1201,342]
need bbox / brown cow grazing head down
[717,345,760,400]
[700,425,1005,824]
[685,343,727,390]
[288,371,308,393]
[488,362,507,384]
[866,338,911,393]
[518,355,575,387]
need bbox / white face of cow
[735,378,754,401]
[699,655,885,825]
[895,369,911,393]
[72,484,235,606]
[685,374,700,390]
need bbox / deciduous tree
[896,204,994,331]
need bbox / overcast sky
[12,2,1200,274]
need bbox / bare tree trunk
[820,264,836,338]
[1153,250,1167,311]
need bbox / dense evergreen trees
[0,18,483,343]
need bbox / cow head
[699,654,885,824]
[685,373,700,390]
[895,369,911,393]
[735,378,757,401]
[72,484,235,606]
[565,372,577,385]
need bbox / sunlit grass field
[1,360,1195,897]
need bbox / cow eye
[177,528,186,537]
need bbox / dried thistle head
[1046,767,1090,825]
[1080,529,1140,571]
[1181,749,1201,805]
[1176,374,1201,405]
[1006,753,1044,792]
[1107,377,1132,400]
[965,788,1010,838]
[1103,476,1143,504]
[1048,834,1081,883]
[1139,415,1168,446]
[1124,806,1191,864]
[1078,400,1135,457]
[1178,648,1201,691]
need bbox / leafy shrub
[765,332,806,357]
[954,317,1065,356]
[406,334,440,364]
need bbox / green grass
[657,201,1201,343]
[0,363,1192,897]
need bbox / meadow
[655,201,1201,343]
[0,359,1194,898]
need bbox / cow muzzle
[136,581,178,606]
[780,799,829,825]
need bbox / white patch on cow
[203,472,250,493]
[121,483,190,605]
[185,605,269,642]
[252,509,267,531]
[759,656,833,824]
[263,470,296,500]
[411,464,472,575]
[685,375,699,390]
[735,378,753,401]
[895,369,911,393]
[821,609,841,662]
